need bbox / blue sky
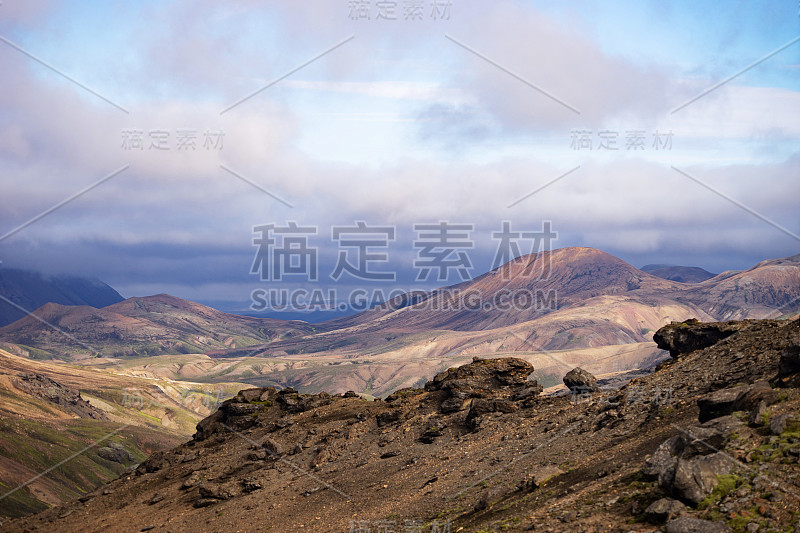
[0,0,798,316]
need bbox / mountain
[7,317,799,532]
[683,254,800,320]
[2,249,798,398]
[0,294,320,359]
[0,268,124,327]
[641,264,717,283]
[0,347,249,518]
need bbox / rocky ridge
[6,317,800,532]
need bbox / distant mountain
[641,264,717,283]
[0,294,320,358]
[0,268,124,327]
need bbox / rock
[343,391,359,398]
[672,453,733,504]
[260,437,283,456]
[198,484,233,500]
[439,396,466,413]
[732,381,778,412]
[697,386,746,423]
[699,416,743,443]
[465,398,518,429]
[148,494,164,505]
[644,498,686,522]
[642,435,681,486]
[242,480,262,492]
[97,443,134,464]
[237,387,274,403]
[425,357,535,393]
[376,410,402,426]
[665,516,730,532]
[749,400,768,427]
[563,367,599,393]
[193,498,220,508]
[420,426,444,443]
[770,413,795,435]
[654,320,742,358]
[181,473,201,489]
[512,383,544,402]
[519,465,565,491]
[778,335,800,376]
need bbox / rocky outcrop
[193,386,334,441]
[563,367,599,393]
[697,381,779,423]
[15,373,106,419]
[423,357,542,415]
[654,319,745,357]
[643,416,741,504]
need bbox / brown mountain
[0,294,318,359]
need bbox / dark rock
[563,367,599,393]
[512,383,543,402]
[193,498,220,508]
[770,413,796,435]
[376,410,402,426]
[732,381,778,412]
[420,426,444,443]
[380,451,401,459]
[665,516,730,532]
[148,494,164,505]
[643,435,681,486]
[343,391,359,398]
[439,396,466,413]
[465,398,518,429]
[198,484,233,500]
[242,480,262,492]
[260,437,283,456]
[778,334,800,377]
[654,320,742,358]
[181,473,201,489]
[697,386,746,422]
[425,357,535,393]
[672,452,733,504]
[16,373,107,420]
[644,498,686,522]
[97,442,134,464]
[749,401,767,427]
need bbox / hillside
[0,348,249,517]
[7,317,799,532]
[0,294,319,359]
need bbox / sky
[0,0,798,318]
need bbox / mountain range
[1,248,798,397]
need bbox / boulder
[654,320,742,358]
[97,442,134,464]
[697,386,746,423]
[731,381,778,412]
[425,357,535,393]
[770,413,796,436]
[748,400,767,427]
[672,453,733,504]
[562,367,599,393]
[644,498,686,522]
